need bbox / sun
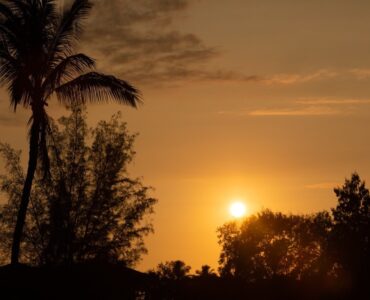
[229,201,247,218]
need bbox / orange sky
[2,0,370,273]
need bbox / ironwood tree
[0,107,156,266]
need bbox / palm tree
[0,0,141,264]
[195,265,217,277]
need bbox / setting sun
[229,201,248,218]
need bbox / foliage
[195,264,217,278]
[331,173,370,281]
[218,173,370,287]
[0,107,156,266]
[218,209,333,281]
[0,0,140,112]
[150,260,192,281]
[0,0,141,264]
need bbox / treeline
[146,173,370,299]
[218,173,370,286]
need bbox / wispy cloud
[295,98,370,105]
[219,97,370,118]
[265,69,339,85]
[305,182,339,190]
[261,68,370,86]
[81,0,231,85]
[248,106,342,117]
[75,1,370,86]
[75,0,295,86]
[217,67,370,86]
[350,68,370,79]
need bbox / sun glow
[229,201,247,218]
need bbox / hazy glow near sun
[229,201,247,218]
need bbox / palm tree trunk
[11,118,40,264]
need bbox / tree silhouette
[0,106,156,266]
[195,265,217,278]
[151,260,192,281]
[331,173,370,283]
[0,0,141,264]
[217,210,332,281]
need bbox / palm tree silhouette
[195,265,217,277]
[0,0,141,264]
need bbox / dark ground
[0,263,366,299]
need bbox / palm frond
[0,2,23,52]
[8,71,32,111]
[0,42,19,91]
[41,0,58,26]
[50,0,92,57]
[0,41,18,75]
[55,72,141,108]
[0,2,16,21]
[4,0,32,19]
[37,0,58,32]
[60,0,92,34]
[0,58,17,83]
[43,53,95,91]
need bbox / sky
[3,0,370,272]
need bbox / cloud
[305,182,339,190]
[126,68,262,84]
[218,107,341,117]
[295,98,370,105]
[70,1,370,86]
[249,68,370,86]
[331,68,370,81]
[265,69,339,85]
[350,68,370,79]
[248,106,342,117]
[257,68,370,86]
[78,0,232,85]
[71,0,263,85]
[219,97,370,118]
